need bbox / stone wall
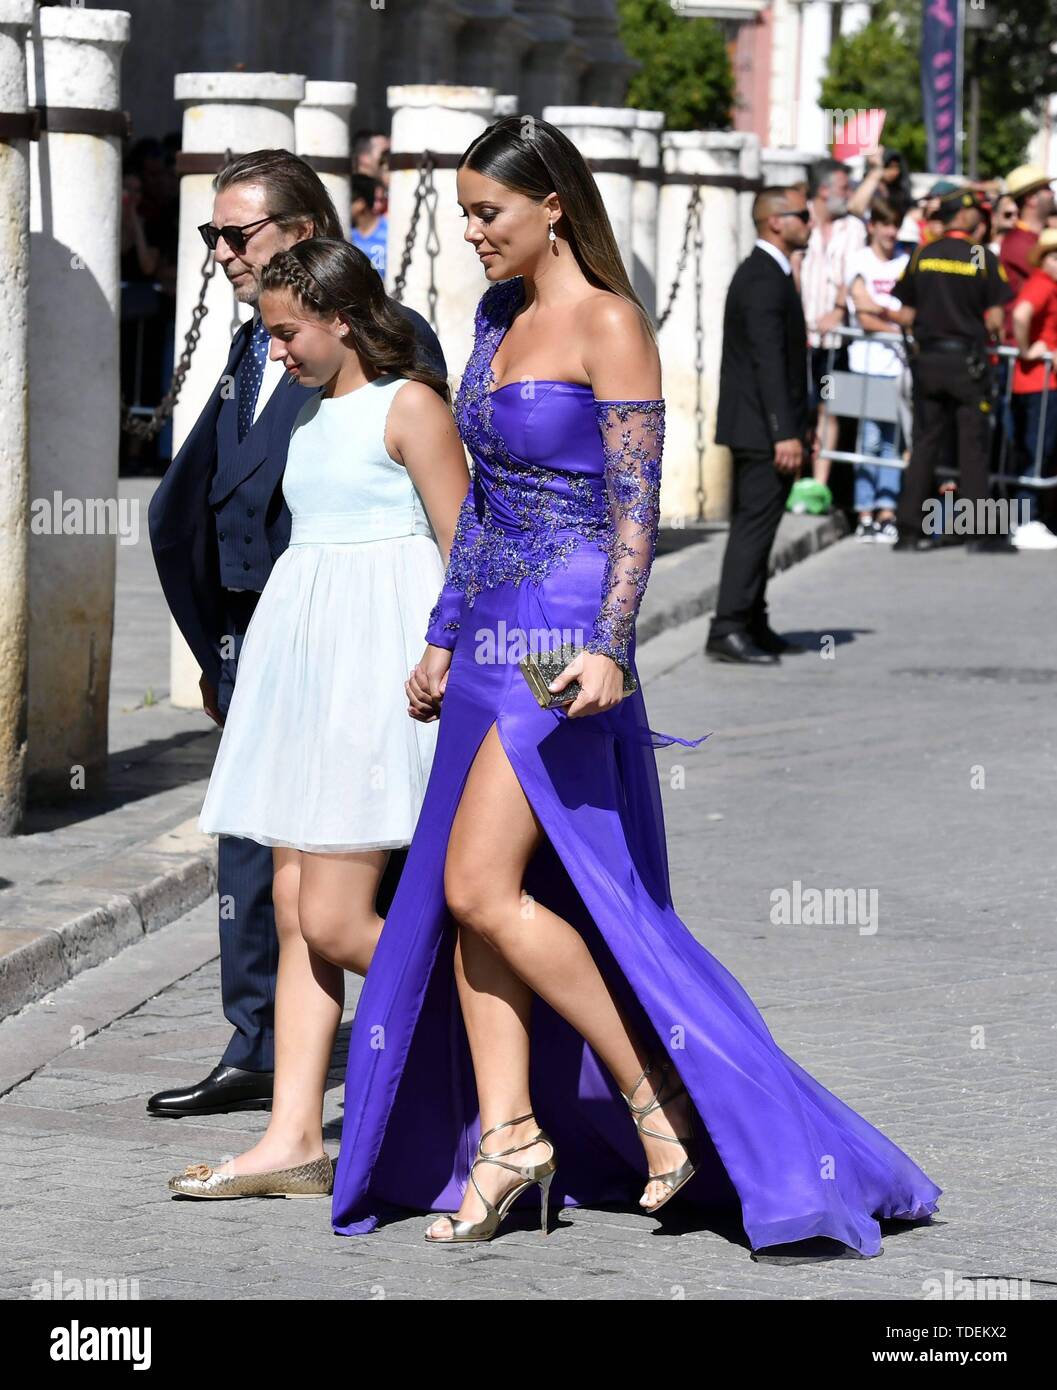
[117,0,636,143]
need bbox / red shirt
[1011,269,1057,393]
[1001,223,1040,339]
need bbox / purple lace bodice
[424,276,664,669]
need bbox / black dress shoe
[751,626,804,655]
[891,532,935,552]
[705,631,779,665]
[147,1063,274,1118]
[967,535,1017,554]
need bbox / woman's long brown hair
[458,114,656,341]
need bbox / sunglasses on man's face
[778,208,811,224]
[197,214,277,255]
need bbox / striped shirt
[800,213,868,348]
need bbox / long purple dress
[331,276,941,1256]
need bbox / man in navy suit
[146,150,445,1116]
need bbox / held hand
[200,674,223,727]
[1024,340,1049,362]
[406,645,452,722]
[548,650,627,719]
[817,309,844,335]
[774,437,803,474]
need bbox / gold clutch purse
[518,642,638,710]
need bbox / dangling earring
[548,221,558,255]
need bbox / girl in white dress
[169,239,469,1200]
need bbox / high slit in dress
[330,275,942,1257]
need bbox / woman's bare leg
[297,848,389,975]
[427,724,692,1235]
[215,845,388,1176]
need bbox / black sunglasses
[197,214,277,254]
[777,209,811,224]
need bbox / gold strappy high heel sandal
[621,1058,699,1214]
[424,1111,557,1244]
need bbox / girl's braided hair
[258,238,449,401]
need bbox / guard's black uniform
[893,226,1012,534]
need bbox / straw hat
[1004,165,1053,201]
[1028,228,1057,266]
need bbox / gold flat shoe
[621,1058,699,1214]
[167,1153,333,1199]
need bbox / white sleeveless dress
[198,374,446,853]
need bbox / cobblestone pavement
[2,538,1055,1300]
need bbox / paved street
[1,536,1055,1300]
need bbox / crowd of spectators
[784,149,1057,550]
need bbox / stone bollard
[656,131,760,525]
[0,0,34,832]
[630,109,665,321]
[167,71,304,708]
[295,79,357,242]
[25,6,130,801]
[760,147,821,189]
[542,105,637,274]
[386,84,498,383]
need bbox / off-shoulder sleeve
[582,399,665,671]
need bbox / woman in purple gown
[331,117,942,1255]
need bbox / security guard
[884,188,1013,549]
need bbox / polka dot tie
[237,317,271,442]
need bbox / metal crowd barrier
[815,325,1056,491]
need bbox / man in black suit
[706,186,811,665]
[146,150,445,1116]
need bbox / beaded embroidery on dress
[426,276,697,747]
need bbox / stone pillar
[518,3,579,114]
[168,71,304,708]
[736,131,762,262]
[0,0,33,833]
[386,84,497,382]
[796,0,834,152]
[571,0,638,106]
[455,2,529,96]
[542,105,637,273]
[657,132,760,524]
[630,109,665,320]
[760,147,821,186]
[295,80,356,239]
[25,7,130,801]
[384,0,465,88]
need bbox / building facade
[115,0,638,143]
[677,1,873,153]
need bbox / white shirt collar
[755,238,792,276]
